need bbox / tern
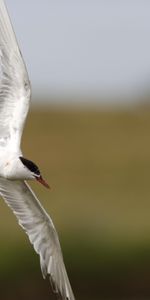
[0,1,75,299]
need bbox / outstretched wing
[0,0,31,151]
[0,178,75,300]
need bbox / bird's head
[19,157,50,188]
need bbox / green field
[1,107,150,299]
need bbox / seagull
[0,1,75,299]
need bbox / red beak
[36,175,50,189]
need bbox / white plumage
[0,1,75,299]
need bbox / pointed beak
[36,175,50,189]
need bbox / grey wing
[0,178,75,300]
[0,0,31,151]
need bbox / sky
[5,0,150,104]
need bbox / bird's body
[0,1,75,299]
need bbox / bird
[0,1,75,299]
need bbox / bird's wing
[0,178,75,300]
[0,0,31,151]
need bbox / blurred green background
[2,1,150,299]
[1,105,150,299]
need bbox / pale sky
[5,0,150,103]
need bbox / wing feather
[0,0,31,151]
[0,178,75,300]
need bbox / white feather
[0,0,31,151]
[0,178,75,300]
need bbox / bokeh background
[1,0,150,299]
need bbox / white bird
[0,1,75,299]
